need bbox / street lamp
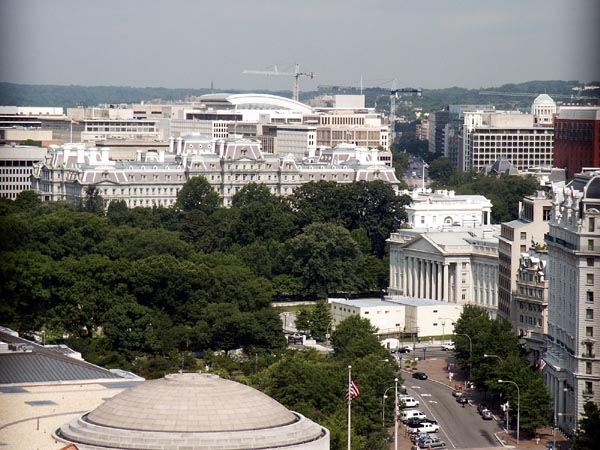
[498,379,520,445]
[382,384,396,428]
[440,317,453,344]
[394,377,399,450]
[325,321,334,342]
[455,333,472,380]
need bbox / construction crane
[243,64,315,102]
[389,81,422,142]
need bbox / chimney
[169,136,175,153]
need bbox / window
[584,381,593,395]
[590,217,596,232]
[589,240,595,251]
[587,274,594,285]
[587,309,594,320]
[520,245,527,252]
[520,232,527,240]
[586,362,592,375]
[587,257,595,267]
[588,291,595,302]
[586,327,593,337]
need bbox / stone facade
[543,169,600,436]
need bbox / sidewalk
[392,353,570,450]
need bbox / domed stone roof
[533,93,555,104]
[55,373,330,450]
[87,372,295,432]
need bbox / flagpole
[394,377,398,450]
[70,120,73,144]
[347,365,352,450]
[422,160,425,192]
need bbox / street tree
[573,401,600,450]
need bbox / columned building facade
[543,170,600,436]
[388,228,499,315]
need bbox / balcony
[581,353,596,359]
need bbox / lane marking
[408,386,456,449]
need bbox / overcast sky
[1,0,598,91]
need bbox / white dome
[533,94,555,105]
[56,373,330,449]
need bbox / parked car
[400,409,427,423]
[399,396,420,408]
[413,372,428,380]
[407,422,440,434]
[477,403,489,414]
[398,344,413,353]
[452,390,463,397]
[481,409,493,420]
[410,432,435,444]
[456,396,468,405]
[413,435,447,449]
[406,418,437,428]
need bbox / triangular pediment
[401,236,444,255]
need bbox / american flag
[537,358,547,371]
[346,380,361,400]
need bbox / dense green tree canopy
[175,175,220,213]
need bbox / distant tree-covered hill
[0,80,597,112]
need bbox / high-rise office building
[543,169,600,436]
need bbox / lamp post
[326,321,334,342]
[455,333,472,380]
[394,377,399,450]
[498,379,520,445]
[382,385,396,428]
[439,317,453,345]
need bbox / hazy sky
[1,0,598,91]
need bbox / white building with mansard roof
[31,135,400,208]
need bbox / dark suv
[413,372,428,380]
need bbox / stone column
[419,259,425,298]
[443,263,449,302]
[455,263,461,303]
[436,262,442,300]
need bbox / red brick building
[554,107,600,179]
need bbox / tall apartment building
[513,250,549,361]
[428,110,449,154]
[388,226,500,315]
[498,191,552,320]
[553,107,600,179]
[543,170,600,436]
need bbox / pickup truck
[407,422,440,434]
[413,436,447,449]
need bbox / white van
[400,396,420,408]
[400,409,426,423]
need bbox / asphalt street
[405,376,503,449]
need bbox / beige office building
[498,191,552,320]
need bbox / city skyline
[1,0,599,92]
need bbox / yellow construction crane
[243,64,315,102]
